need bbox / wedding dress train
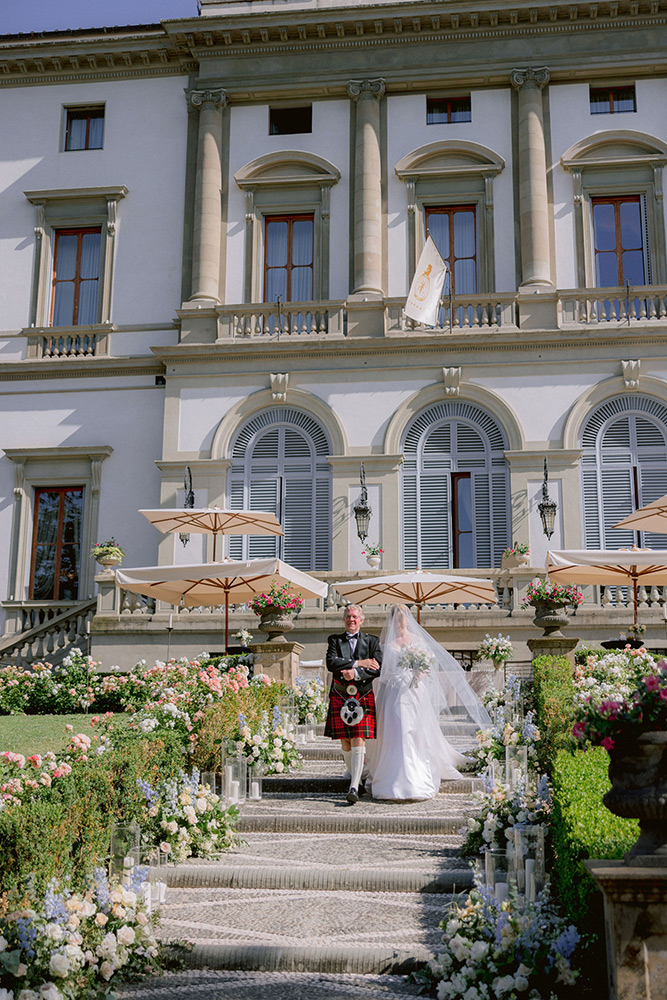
[365,605,491,801]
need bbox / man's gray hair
[343,604,364,620]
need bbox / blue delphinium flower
[537,773,551,806]
[17,915,37,958]
[137,777,158,807]
[129,864,150,893]
[94,867,112,914]
[43,879,70,925]
[238,712,247,729]
[272,705,282,728]
[522,711,539,743]
[551,924,581,962]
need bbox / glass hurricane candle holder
[247,763,263,801]
[223,756,247,805]
[110,821,141,879]
[505,745,528,790]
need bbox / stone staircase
[119,727,480,999]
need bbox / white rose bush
[0,869,160,1000]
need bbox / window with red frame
[425,205,477,294]
[30,487,84,600]
[264,214,314,302]
[64,107,104,150]
[50,228,102,326]
[592,195,647,287]
[426,96,472,124]
[590,86,636,115]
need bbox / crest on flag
[404,235,448,327]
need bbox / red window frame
[425,205,477,295]
[50,228,102,327]
[426,96,472,124]
[263,214,314,302]
[29,486,84,600]
[451,472,472,569]
[591,195,645,287]
[589,86,636,114]
[64,107,104,150]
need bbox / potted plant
[501,542,530,569]
[573,659,667,863]
[522,579,583,637]
[248,581,304,643]
[361,543,384,568]
[91,537,125,567]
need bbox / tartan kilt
[324,688,377,740]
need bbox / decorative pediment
[561,130,667,171]
[395,140,505,181]
[235,151,340,189]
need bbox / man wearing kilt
[324,605,382,804]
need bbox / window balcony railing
[218,301,347,339]
[385,294,519,333]
[558,285,667,326]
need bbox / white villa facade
[2,0,667,668]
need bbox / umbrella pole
[416,603,421,624]
[213,533,217,562]
[225,593,229,651]
[633,579,638,626]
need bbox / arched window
[581,394,667,550]
[401,401,510,569]
[228,407,332,571]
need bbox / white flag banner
[403,235,449,327]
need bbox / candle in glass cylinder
[229,780,240,803]
[250,781,260,800]
[495,881,509,902]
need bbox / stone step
[156,885,447,973]
[263,771,482,795]
[234,792,472,834]
[154,832,472,893]
[118,970,427,1000]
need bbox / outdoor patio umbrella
[547,548,667,625]
[139,508,283,561]
[612,496,667,536]
[115,557,327,648]
[331,570,497,623]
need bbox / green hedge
[550,747,639,938]
[0,727,185,893]
[532,655,575,771]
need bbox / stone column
[510,68,552,288]
[189,88,227,302]
[347,79,385,298]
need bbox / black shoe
[346,786,359,804]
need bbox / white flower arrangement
[414,880,581,999]
[460,773,552,857]
[477,633,513,666]
[471,710,541,771]
[137,770,239,863]
[228,707,302,775]
[0,870,159,1000]
[294,675,327,723]
[232,629,253,647]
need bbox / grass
[0,714,97,755]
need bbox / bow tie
[346,633,359,640]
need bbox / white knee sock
[342,748,352,774]
[350,746,365,790]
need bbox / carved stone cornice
[189,88,228,111]
[347,78,386,101]
[510,67,551,91]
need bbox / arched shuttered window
[581,395,667,550]
[228,407,332,571]
[402,401,510,569]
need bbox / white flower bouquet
[137,770,239,863]
[227,707,302,775]
[294,676,327,723]
[397,646,434,688]
[460,774,552,857]
[0,869,160,1000]
[477,633,513,667]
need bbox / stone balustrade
[0,599,96,668]
[218,301,346,339]
[559,285,667,326]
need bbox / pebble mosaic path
[119,729,478,999]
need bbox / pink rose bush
[572,649,667,751]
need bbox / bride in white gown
[365,604,491,801]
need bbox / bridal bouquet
[397,646,434,688]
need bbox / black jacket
[326,630,382,697]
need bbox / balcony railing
[385,295,519,333]
[558,285,667,326]
[219,301,347,339]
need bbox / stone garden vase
[603,731,667,865]
[531,600,570,638]
[257,610,295,643]
[366,555,382,569]
[95,553,122,568]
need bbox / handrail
[0,599,97,668]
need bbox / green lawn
[0,714,97,755]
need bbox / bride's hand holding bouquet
[397,645,434,688]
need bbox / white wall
[386,89,515,295]
[225,100,350,302]
[0,75,189,335]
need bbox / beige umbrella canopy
[547,548,667,624]
[612,496,667,536]
[139,508,283,561]
[115,557,327,647]
[332,570,497,623]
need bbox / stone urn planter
[530,600,570,638]
[95,553,123,568]
[366,555,382,569]
[603,731,667,865]
[257,610,295,643]
[501,552,530,569]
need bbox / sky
[0,1,200,36]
